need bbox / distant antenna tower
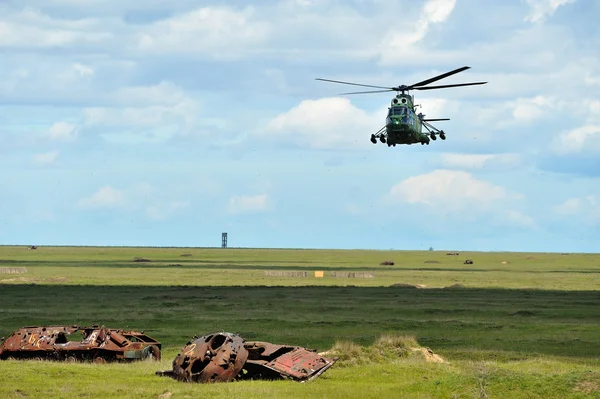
[221,232,228,248]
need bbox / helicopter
[316,66,487,146]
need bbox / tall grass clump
[325,334,436,368]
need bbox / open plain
[0,245,599,398]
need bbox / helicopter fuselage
[383,94,429,145]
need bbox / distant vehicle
[316,66,487,146]
[0,324,161,363]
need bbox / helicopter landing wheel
[370,134,377,144]
[440,131,446,140]
[380,137,386,144]
[430,134,437,140]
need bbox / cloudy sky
[1,0,599,252]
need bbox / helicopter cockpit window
[391,107,406,116]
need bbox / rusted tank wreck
[156,332,336,383]
[0,325,161,363]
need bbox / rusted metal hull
[157,332,248,383]
[241,341,336,382]
[0,325,161,363]
[156,332,336,383]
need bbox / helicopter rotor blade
[338,89,396,95]
[408,66,471,88]
[422,118,450,121]
[413,82,487,90]
[315,78,392,90]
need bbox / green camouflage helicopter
[316,66,487,146]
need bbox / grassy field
[1,245,599,398]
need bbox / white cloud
[550,125,600,155]
[343,203,364,216]
[386,169,511,212]
[423,0,457,22]
[504,210,536,228]
[33,151,59,165]
[73,63,94,77]
[77,185,125,209]
[555,196,599,214]
[379,170,536,231]
[555,197,583,215]
[512,95,562,122]
[440,153,522,170]
[111,81,188,107]
[554,195,600,223]
[402,0,456,46]
[146,201,190,220]
[377,0,456,64]
[48,122,79,141]
[81,82,202,143]
[416,97,456,119]
[135,6,269,59]
[585,100,600,123]
[76,182,191,220]
[525,0,575,23]
[262,97,382,150]
[228,194,270,214]
[0,8,114,49]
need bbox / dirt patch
[443,283,466,289]
[133,257,151,262]
[2,276,71,284]
[574,373,600,394]
[46,277,71,283]
[511,310,537,317]
[410,347,445,363]
[1,277,38,283]
[379,260,395,265]
[526,256,536,260]
[180,253,192,257]
[424,260,440,264]
[390,283,427,288]
[501,261,510,264]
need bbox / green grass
[1,245,599,398]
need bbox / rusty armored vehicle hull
[156,332,336,383]
[0,325,161,363]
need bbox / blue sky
[1,0,599,252]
